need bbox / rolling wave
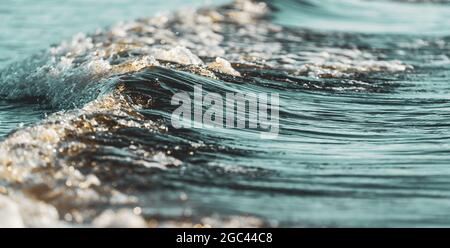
[0,0,450,227]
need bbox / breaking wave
[1,0,450,227]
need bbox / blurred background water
[0,0,229,68]
[272,0,450,35]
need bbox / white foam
[93,209,147,228]
[0,195,24,228]
[208,57,241,76]
[151,46,203,65]
[0,194,63,228]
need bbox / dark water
[1,0,450,227]
[0,102,50,140]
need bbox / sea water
[0,0,450,227]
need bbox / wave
[0,0,449,227]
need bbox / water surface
[1,0,450,227]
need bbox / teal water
[0,0,229,138]
[0,0,227,68]
[1,0,450,227]
[272,0,450,35]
